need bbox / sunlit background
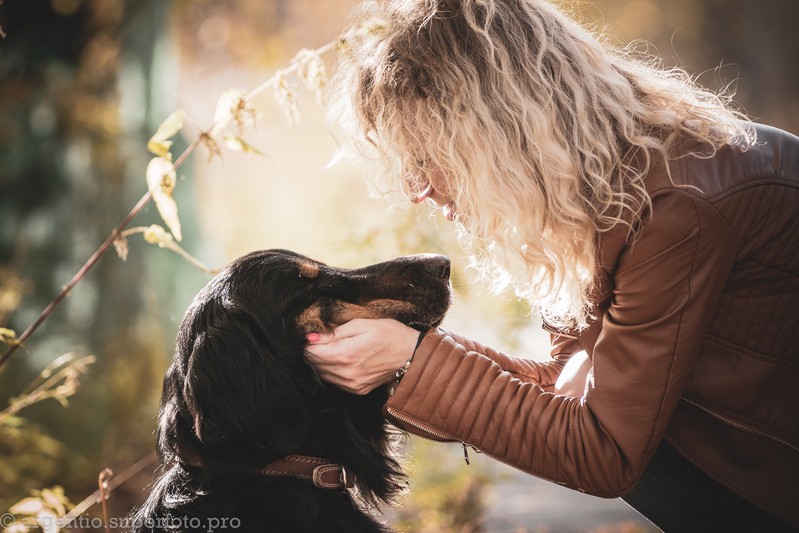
[1,0,797,531]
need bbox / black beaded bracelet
[394,358,412,383]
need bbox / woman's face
[410,168,458,221]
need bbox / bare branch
[0,39,335,369]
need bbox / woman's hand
[304,318,420,395]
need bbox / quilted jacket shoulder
[384,123,799,526]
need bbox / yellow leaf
[39,487,69,517]
[145,157,182,241]
[212,89,244,136]
[10,497,44,515]
[147,109,185,157]
[146,139,172,159]
[143,224,174,248]
[0,327,17,345]
[223,134,266,156]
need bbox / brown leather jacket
[384,123,799,526]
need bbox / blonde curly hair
[327,0,754,329]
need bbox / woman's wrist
[394,329,427,383]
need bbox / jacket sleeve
[384,189,736,496]
[441,330,576,392]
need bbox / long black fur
[131,249,452,533]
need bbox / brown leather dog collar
[257,455,354,489]
[177,447,354,490]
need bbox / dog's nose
[420,254,451,279]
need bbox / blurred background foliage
[0,0,796,531]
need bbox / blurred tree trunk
[595,0,799,132]
[697,0,799,130]
[0,0,173,510]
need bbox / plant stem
[121,225,219,275]
[245,41,335,100]
[61,453,158,526]
[0,37,334,369]
[0,190,152,368]
[0,138,200,369]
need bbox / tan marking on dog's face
[329,300,416,325]
[297,302,327,333]
[297,261,320,279]
[296,299,418,334]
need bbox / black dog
[131,249,452,533]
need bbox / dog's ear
[177,306,312,465]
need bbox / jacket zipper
[681,397,799,453]
[385,407,572,489]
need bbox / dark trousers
[621,440,796,533]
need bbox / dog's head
[157,249,451,503]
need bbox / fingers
[304,345,377,396]
[303,318,417,395]
[306,318,371,346]
[304,327,357,369]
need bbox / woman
[305,0,799,530]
